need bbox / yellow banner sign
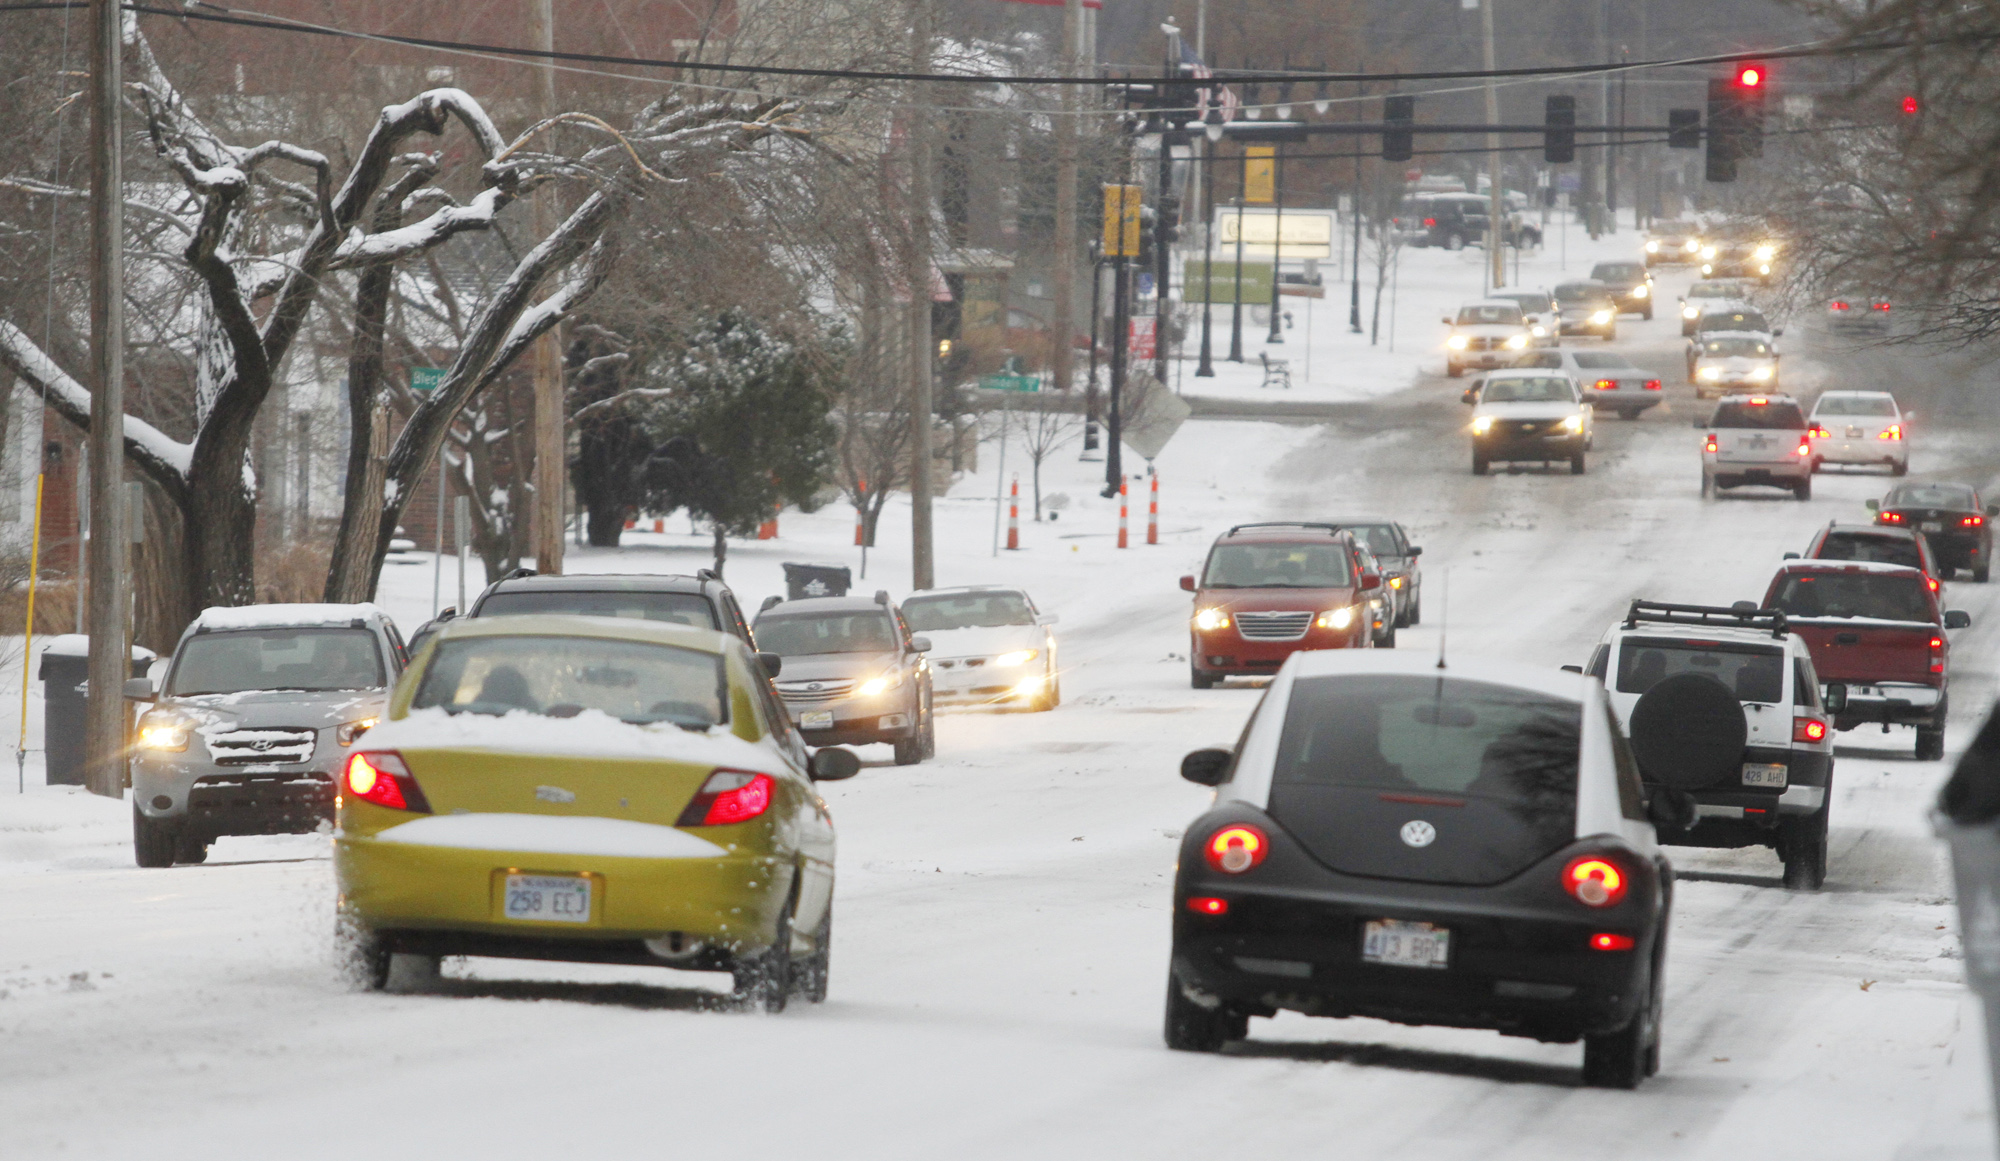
[1243,147,1276,204]
[1101,184,1143,257]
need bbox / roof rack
[1622,600,1789,640]
[1224,522,1348,537]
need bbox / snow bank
[369,812,725,858]
[364,706,776,767]
[196,603,387,629]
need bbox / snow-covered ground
[3,245,1998,1159]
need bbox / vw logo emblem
[1400,820,1437,848]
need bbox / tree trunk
[711,524,726,578]
[1032,459,1043,521]
[586,502,626,547]
[324,260,394,602]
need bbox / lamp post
[1266,143,1285,343]
[1349,79,1365,334]
[1228,187,1246,363]
[1196,117,1218,376]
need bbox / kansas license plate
[1922,521,1944,532]
[503,873,592,923]
[1362,919,1450,969]
[800,710,834,729]
[1742,762,1789,788]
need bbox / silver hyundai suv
[127,604,406,867]
[754,593,935,766]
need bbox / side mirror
[1036,612,1060,626]
[755,652,783,678]
[1359,573,1382,591]
[436,606,457,621]
[1442,317,1454,326]
[1822,682,1849,713]
[1180,748,1234,786]
[1179,574,1197,592]
[808,747,861,782]
[1773,327,1785,337]
[1988,504,1999,517]
[759,595,783,613]
[1407,545,1422,557]
[1460,388,1479,405]
[1782,552,1799,560]
[1864,498,1879,511]
[1945,610,1972,630]
[909,636,933,654]
[1560,664,1583,674]
[123,677,156,701]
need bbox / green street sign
[410,367,446,393]
[980,373,1040,393]
[1183,260,1274,305]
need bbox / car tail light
[1796,439,1812,457]
[1931,635,1946,675]
[1963,515,1986,527]
[1643,379,1661,391]
[1808,423,1830,439]
[676,770,776,826]
[1880,425,1903,441]
[1928,576,1940,592]
[1704,434,1718,453]
[1590,933,1636,951]
[1794,717,1827,743]
[1563,856,1628,907]
[343,751,431,813]
[1204,824,1269,874]
[1186,896,1229,915]
[1879,511,1904,524]
[1748,397,1768,406]
[1594,378,1616,391]
[1874,301,1892,311]
[1423,216,1436,228]
[1830,300,1850,311]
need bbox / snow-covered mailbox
[1936,704,2000,1153]
[37,635,156,786]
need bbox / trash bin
[1935,703,2000,1155]
[37,636,155,787]
[782,562,852,601]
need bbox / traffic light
[1667,109,1702,149]
[1735,64,1767,158]
[1382,95,1415,162]
[1704,65,1768,183]
[1156,193,1182,247]
[1543,95,1576,163]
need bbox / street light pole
[1349,79,1364,334]
[83,0,129,800]
[1228,190,1246,363]
[1482,0,1505,292]
[1266,144,1285,343]
[1196,124,1217,376]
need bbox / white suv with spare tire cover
[1580,601,1838,891]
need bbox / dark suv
[1180,523,1381,689]
[412,570,756,655]
[1326,518,1423,628]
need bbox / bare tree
[1014,393,1080,520]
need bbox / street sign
[1120,371,1190,462]
[410,367,446,393]
[1129,317,1158,361]
[1183,260,1274,304]
[1244,147,1276,204]
[1101,184,1142,258]
[1214,208,1336,259]
[980,373,1039,392]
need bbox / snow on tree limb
[0,321,195,494]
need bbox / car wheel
[920,698,937,759]
[733,905,793,1014]
[175,829,211,865]
[795,903,831,1004]
[892,733,923,766]
[1444,232,1465,251]
[1779,802,1831,891]
[1606,328,1618,342]
[1942,565,1959,580]
[1916,724,1947,762]
[1163,971,1241,1052]
[1642,306,1654,321]
[1446,362,1463,378]
[1378,624,1397,649]
[1810,458,1822,475]
[336,916,392,991]
[1794,478,1812,501]
[1571,452,1587,475]
[1191,663,1217,690]
[1472,451,1490,476]
[1893,459,1909,477]
[133,805,178,868]
[1582,980,1654,1089]
[1407,597,1422,626]
[1976,565,1991,583]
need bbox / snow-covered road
[4,261,1998,1159]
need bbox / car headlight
[1754,244,1776,260]
[1388,575,1405,589]
[1530,324,1547,337]
[856,671,905,697]
[1758,264,1771,275]
[1682,305,1700,319]
[1645,241,1660,253]
[1505,334,1528,349]
[1315,606,1355,631]
[1561,414,1585,433]
[1700,264,1713,275]
[1590,310,1613,324]
[1193,607,1231,631]
[137,717,190,752]
[1750,366,1773,381]
[1685,239,1701,252]
[1632,284,1649,298]
[1698,366,1721,381]
[1471,416,1495,435]
[1446,335,1469,350]
[336,717,379,747]
[1701,246,1717,260]
[992,649,1038,668]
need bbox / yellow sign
[1244,147,1276,204]
[1101,184,1143,257]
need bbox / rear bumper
[1833,681,1944,727]
[1587,391,1662,412]
[1814,438,1905,464]
[1708,458,1810,484]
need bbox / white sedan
[1808,389,1908,475]
[899,586,1059,711]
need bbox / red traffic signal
[1735,64,1764,88]
[1903,95,1920,114]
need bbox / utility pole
[527,0,564,575]
[1052,0,1081,398]
[1598,0,1614,231]
[1266,145,1285,343]
[83,0,128,799]
[1349,75,1364,334]
[908,2,936,591]
[1195,124,1217,376]
[1481,0,1505,291]
[1153,25,1180,385]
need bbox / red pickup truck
[1761,560,1972,759]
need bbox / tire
[1444,232,1466,252]
[1034,669,1061,711]
[892,734,923,766]
[1893,459,1909,477]
[1916,724,1947,761]
[1408,597,1422,627]
[733,905,793,1014]
[1163,971,1236,1052]
[1378,625,1397,649]
[1795,478,1812,501]
[920,696,936,759]
[133,805,178,868]
[1810,458,1822,475]
[175,829,211,865]
[336,916,392,991]
[794,903,831,1004]
[1642,306,1654,321]
[1447,362,1464,378]
[1190,664,1217,690]
[1571,452,1587,475]
[1582,981,1655,1089]
[1472,451,1490,476]
[1606,327,1618,342]
[1780,803,1830,891]
[1976,565,1991,583]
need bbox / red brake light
[1931,635,1946,675]
[1796,440,1812,457]
[1593,379,1616,391]
[1879,511,1904,524]
[1643,379,1661,390]
[1737,65,1764,87]
[1929,577,1940,592]
[1962,514,1985,527]
[1793,717,1827,743]
[1902,96,1919,115]
[1187,896,1230,915]
[1563,856,1628,907]
[1874,301,1892,311]
[1808,423,1830,438]
[1205,824,1270,874]
[1748,397,1768,405]
[1880,425,1903,441]
[1829,300,1849,310]
[1423,217,1437,228]
[1704,435,1718,453]
[343,751,430,813]
[676,770,776,826]
[1590,933,1636,951]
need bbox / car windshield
[1591,263,1644,281]
[1816,532,1923,569]
[1769,572,1933,621]
[1457,304,1523,325]
[1483,377,1574,403]
[1494,294,1550,313]
[1712,400,1805,429]
[1701,338,1772,357]
[169,628,384,696]
[1688,283,1743,299]
[1201,543,1355,589]
[1337,524,1403,556]
[1652,221,1696,235]
[1814,395,1898,418]
[1699,311,1769,333]
[411,635,726,728]
[1512,352,1563,369]
[1571,353,1634,370]
[1616,638,1785,704]
[754,610,899,655]
[1888,484,1976,509]
[1554,284,1610,304]
[477,589,717,628]
[902,592,1034,631]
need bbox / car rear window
[902,591,1034,630]
[1555,284,1610,304]
[1201,543,1355,589]
[1815,531,1923,569]
[1337,524,1403,556]
[1887,484,1976,509]
[1615,637,1785,704]
[1814,395,1897,417]
[1591,263,1645,281]
[1713,400,1805,429]
[413,636,727,728]
[1768,572,1934,622]
[1571,353,1634,370]
[1687,282,1743,299]
[477,589,718,628]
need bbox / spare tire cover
[1630,673,1748,790]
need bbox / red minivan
[1180,523,1379,689]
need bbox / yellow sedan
[333,615,857,1011]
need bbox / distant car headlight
[1446,335,1469,350]
[336,717,379,747]
[1193,607,1231,631]
[856,671,905,697]
[1530,324,1548,337]
[1701,264,1714,275]
[1505,334,1528,349]
[1631,284,1650,298]
[992,649,1038,668]
[1701,246,1718,260]
[1315,606,1355,631]
[1750,366,1774,381]
[1389,575,1405,589]
[1758,264,1771,275]
[1561,414,1585,433]
[1682,305,1700,320]
[1698,366,1722,381]
[1590,310,1613,324]
[1645,240,1660,253]
[1471,416,1496,435]
[137,717,190,752]
[1754,244,1777,260]
[1685,239,1701,252]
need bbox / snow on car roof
[1777,559,1926,575]
[1609,620,1795,646]
[196,603,387,630]
[363,705,775,766]
[1815,390,1894,398]
[431,613,731,652]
